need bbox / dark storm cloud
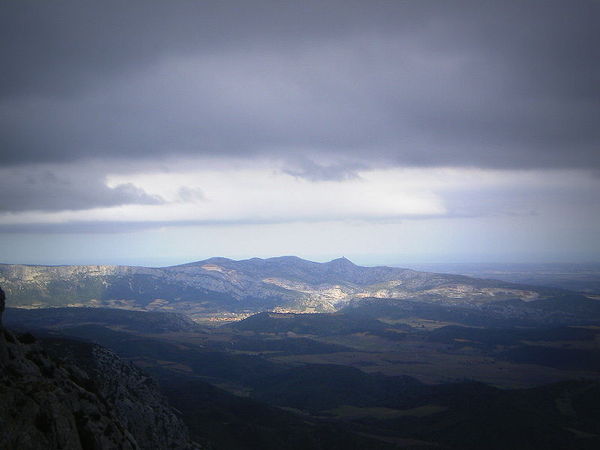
[1,0,599,169]
[0,166,163,212]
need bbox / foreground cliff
[0,287,201,450]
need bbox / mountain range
[3,261,600,449]
[0,257,576,323]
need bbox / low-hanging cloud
[2,164,598,234]
[0,165,164,212]
[0,165,449,231]
[283,159,365,182]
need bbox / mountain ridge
[0,257,583,323]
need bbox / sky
[1,0,599,266]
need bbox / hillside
[8,305,600,450]
[0,297,201,449]
[0,257,572,323]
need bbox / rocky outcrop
[43,340,201,450]
[0,329,138,449]
[0,287,202,450]
[0,286,5,325]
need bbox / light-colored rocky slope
[0,257,559,315]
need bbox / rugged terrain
[0,292,201,450]
[3,258,600,448]
[0,257,588,325]
[6,305,600,450]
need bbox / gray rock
[0,327,138,449]
[0,287,203,450]
[0,285,5,325]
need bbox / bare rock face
[44,341,201,450]
[0,286,5,325]
[0,287,202,450]
[0,328,139,449]
[0,286,7,364]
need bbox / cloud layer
[1,0,599,170]
[0,164,163,212]
[1,1,598,263]
[1,162,597,232]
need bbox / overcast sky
[1,0,599,266]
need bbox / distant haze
[1,1,599,265]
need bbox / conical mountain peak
[327,257,356,267]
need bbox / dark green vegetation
[342,295,600,327]
[160,376,402,450]
[228,311,397,335]
[5,307,203,333]
[6,306,600,449]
